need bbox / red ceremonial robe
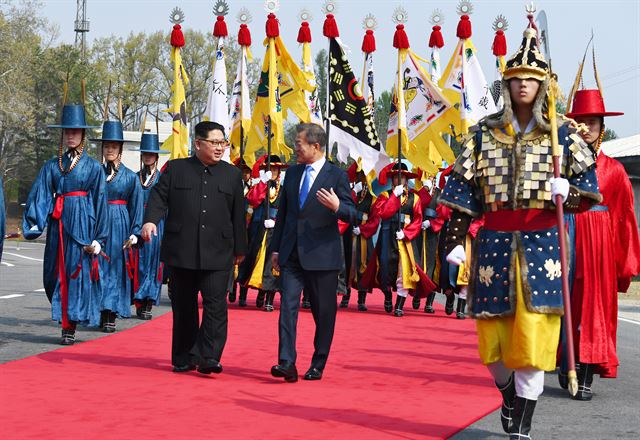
[572,153,640,378]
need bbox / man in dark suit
[141,121,247,375]
[269,123,357,382]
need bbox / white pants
[487,360,545,400]
[459,286,468,300]
[396,261,409,298]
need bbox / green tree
[314,49,328,117]
[375,90,392,146]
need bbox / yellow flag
[229,46,252,162]
[244,36,313,166]
[161,46,190,160]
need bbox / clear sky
[39,0,640,137]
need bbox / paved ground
[1,240,639,438]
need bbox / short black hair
[195,121,225,139]
[296,123,326,149]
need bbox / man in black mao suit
[269,123,357,382]
[141,121,247,374]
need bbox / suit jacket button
[203,195,207,198]
[201,225,205,229]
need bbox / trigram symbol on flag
[332,72,344,84]
[345,103,357,115]
[333,90,345,102]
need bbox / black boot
[558,370,568,390]
[383,290,393,313]
[412,296,421,310]
[143,300,153,320]
[228,283,237,303]
[61,329,76,346]
[445,292,455,315]
[456,298,466,319]
[339,292,350,308]
[424,292,436,314]
[393,296,406,317]
[256,290,266,308]
[357,291,368,312]
[497,374,516,433]
[508,396,536,440]
[103,311,116,333]
[573,363,594,401]
[301,292,311,309]
[135,302,145,319]
[238,287,248,307]
[100,310,108,328]
[264,291,276,312]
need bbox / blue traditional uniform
[22,104,108,344]
[131,132,169,319]
[439,19,603,440]
[93,120,144,331]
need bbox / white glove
[251,177,260,186]
[259,170,272,184]
[550,177,570,205]
[393,185,404,197]
[353,182,363,194]
[446,245,466,266]
[264,219,275,229]
[422,220,431,230]
[396,230,405,240]
[91,240,102,255]
[128,234,138,245]
[425,179,433,190]
[352,226,361,236]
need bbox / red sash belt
[484,209,557,232]
[51,190,88,329]
[108,200,127,205]
[126,248,140,292]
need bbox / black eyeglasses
[197,138,229,148]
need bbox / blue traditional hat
[90,120,125,142]
[48,104,100,129]
[131,133,169,154]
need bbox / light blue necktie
[299,165,313,208]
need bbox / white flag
[301,41,323,125]
[441,40,496,134]
[430,47,442,85]
[229,46,251,161]
[362,52,376,119]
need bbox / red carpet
[0,290,500,439]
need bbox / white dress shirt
[299,156,326,193]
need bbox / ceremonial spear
[322,1,339,160]
[392,6,409,227]
[533,4,579,397]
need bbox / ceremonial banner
[387,49,456,174]
[299,24,323,125]
[440,39,496,135]
[162,25,190,160]
[204,37,229,133]
[328,38,388,176]
[244,35,313,166]
[229,46,251,161]
[362,52,376,119]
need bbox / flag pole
[323,13,339,160]
[237,21,252,162]
[393,19,409,228]
[532,6,579,397]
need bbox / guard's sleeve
[439,130,483,218]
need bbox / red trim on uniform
[108,200,127,205]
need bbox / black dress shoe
[172,364,196,373]
[197,362,223,375]
[271,363,298,382]
[301,299,311,309]
[303,368,323,381]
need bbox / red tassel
[238,24,251,47]
[361,29,376,53]
[213,15,228,38]
[170,24,185,48]
[323,14,340,38]
[266,13,280,38]
[492,29,507,56]
[297,21,312,43]
[393,24,410,49]
[456,14,472,39]
[428,25,444,48]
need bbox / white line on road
[0,294,25,299]
[1,261,15,267]
[3,252,44,262]
[618,317,640,327]
[34,288,46,292]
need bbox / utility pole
[74,0,90,60]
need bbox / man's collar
[306,156,326,172]
[511,116,536,135]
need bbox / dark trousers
[169,266,228,367]
[278,251,339,370]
